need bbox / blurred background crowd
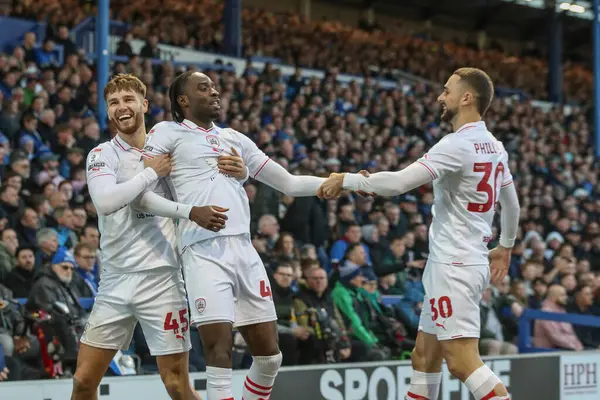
[0,0,598,382]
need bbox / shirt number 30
[467,162,504,213]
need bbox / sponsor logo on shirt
[143,145,153,152]
[87,162,106,171]
[136,213,155,219]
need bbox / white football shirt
[144,119,270,251]
[417,121,513,266]
[86,136,180,274]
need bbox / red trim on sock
[244,381,271,397]
[407,392,429,399]
[481,390,497,400]
[246,376,273,390]
[221,398,234,400]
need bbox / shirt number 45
[164,308,189,339]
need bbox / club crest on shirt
[206,135,220,147]
[205,157,218,169]
[89,152,101,163]
[195,298,206,314]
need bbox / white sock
[206,366,234,400]
[405,370,442,399]
[464,365,503,400]
[242,353,282,400]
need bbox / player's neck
[451,111,481,132]
[117,127,146,150]
[186,115,213,130]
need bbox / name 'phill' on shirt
[473,142,500,154]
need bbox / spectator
[293,267,356,364]
[35,228,59,267]
[0,185,21,228]
[528,277,548,310]
[479,287,519,356]
[2,246,37,298]
[534,285,583,351]
[331,261,388,360]
[272,232,300,263]
[567,285,600,349]
[15,207,39,248]
[26,247,85,363]
[270,263,309,366]
[329,223,371,271]
[71,243,98,298]
[52,207,77,249]
[0,228,18,281]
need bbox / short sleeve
[144,122,177,156]
[416,137,464,179]
[235,130,271,178]
[86,145,118,182]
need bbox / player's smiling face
[182,72,220,122]
[437,74,462,124]
[106,89,148,135]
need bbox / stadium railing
[517,308,600,353]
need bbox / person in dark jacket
[15,207,39,248]
[34,228,59,268]
[2,246,37,298]
[70,242,97,298]
[26,247,84,363]
[567,285,600,349]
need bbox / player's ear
[142,98,149,114]
[460,91,473,108]
[177,94,188,109]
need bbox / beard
[114,112,144,135]
[440,105,457,123]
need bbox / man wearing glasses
[26,247,86,365]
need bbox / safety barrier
[0,351,598,399]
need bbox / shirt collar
[112,134,145,154]
[180,119,215,133]
[455,120,485,134]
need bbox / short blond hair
[104,73,147,101]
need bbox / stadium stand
[0,0,597,382]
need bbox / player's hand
[489,246,511,285]
[0,367,9,381]
[144,154,172,177]
[317,173,346,199]
[189,205,229,232]
[13,336,30,354]
[218,147,247,180]
[355,170,376,198]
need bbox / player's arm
[331,137,461,198]
[86,147,163,216]
[132,189,192,220]
[497,183,519,249]
[236,131,325,196]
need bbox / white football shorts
[181,233,277,328]
[418,259,490,341]
[80,266,191,356]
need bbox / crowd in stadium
[0,0,598,382]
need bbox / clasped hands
[317,170,374,199]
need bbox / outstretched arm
[342,162,433,197]
[255,160,325,197]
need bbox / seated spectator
[0,283,43,379]
[331,262,389,360]
[0,228,18,281]
[71,243,98,298]
[270,263,310,366]
[271,232,300,263]
[329,223,372,272]
[528,277,548,310]
[26,247,85,363]
[495,278,526,343]
[255,214,279,250]
[293,267,357,364]
[534,285,583,351]
[479,287,518,355]
[567,285,600,349]
[15,207,39,248]
[2,246,37,298]
[35,228,59,267]
[360,269,414,357]
[52,207,77,249]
